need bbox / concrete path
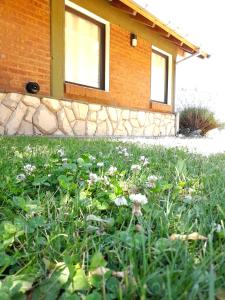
[120,130,225,156]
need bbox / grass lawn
[0,136,225,300]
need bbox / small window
[151,49,169,103]
[65,6,105,89]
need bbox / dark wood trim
[65,5,106,90]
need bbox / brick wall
[65,24,152,111]
[0,0,173,113]
[0,0,51,95]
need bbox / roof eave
[108,0,209,58]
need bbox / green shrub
[179,106,221,136]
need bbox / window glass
[65,8,105,89]
[151,50,168,103]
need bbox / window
[65,5,106,89]
[151,49,169,103]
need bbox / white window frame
[65,0,110,92]
[151,45,172,105]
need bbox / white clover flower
[48,174,52,177]
[131,164,141,172]
[25,145,32,153]
[89,155,96,161]
[62,157,68,163]
[146,175,159,188]
[88,173,99,184]
[114,196,128,206]
[23,164,36,175]
[97,162,104,168]
[130,193,148,216]
[213,223,222,232]
[57,148,65,157]
[129,193,148,205]
[140,156,149,166]
[102,175,110,185]
[108,166,117,176]
[140,156,146,161]
[16,174,26,182]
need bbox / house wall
[0,0,177,114]
[0,0,51,95]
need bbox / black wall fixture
[25,82,40,94]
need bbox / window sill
[150,101,173,113]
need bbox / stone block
[57,109,73,135]
[107,107,118,122]
[73,120,86,136]
[86,121,97,136]
[0,126,4,135]
[24,107,36,123]
[17,121,33,135]
[5,102,27,135]
[2,93,22,110]
[72,102,88,120]
[42,97,61,113]
[22,95,40,108]
[96,121,107,136]
[0,104,12,126]
[97,107,107,121]
[64,107,75,122]
[33,104,58,134]
[0,93,6,102]
[124,120,132,135]
[89,104,101,111]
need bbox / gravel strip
[120,135,225,156]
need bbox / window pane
[151,51,168,103]
[65,9,103,88]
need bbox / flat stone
[24,107,36,123]
[54,129,65,136]
[64,107,75,122]
[57,109,73,135]
[34,126,43,135]
[132,127,144,136]
[153,126,160,136]
[0,126,4,135]
[41,97,61,113]
[2,93,22,110]
[86,121,97,136]
[137,111,146,127]
[124,120,133,135]
[122,109,130,120]
[106,119,113,136]
[33,104,58,134]
[73,120,86,136]
[96,121,107,136]
[61,101,71,108]
[22,95,40,108]
[5,102,27,135]
[130,118,140,128]
[88,111,97,122]
[0,104,12,126]
[17,121,33,135]
[89,104,101,112]
[144,125,154,137]
[107,107,118,122]
[72,102,88,120]
[114,122,127,136]
[97,107,107,121]
[0,93,6,102]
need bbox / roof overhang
[108,0,210,58]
